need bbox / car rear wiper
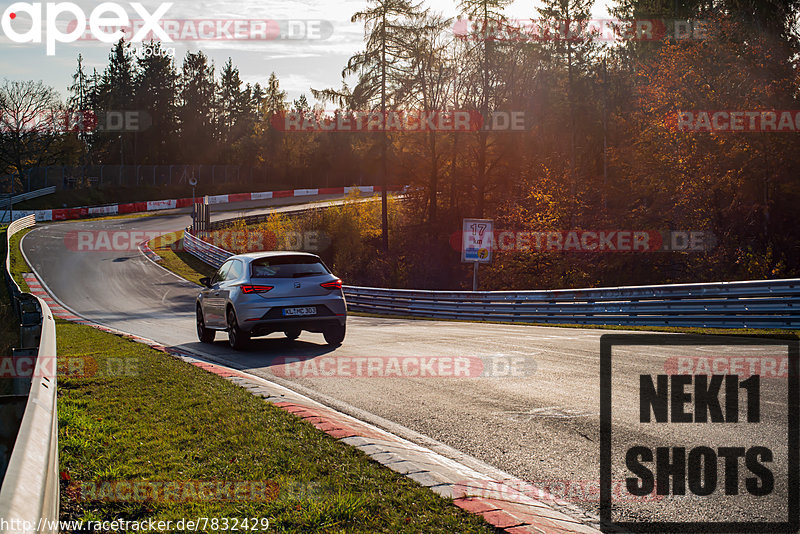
[293,271,324,278]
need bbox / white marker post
[189,176,198,230]
[462,218,493,291]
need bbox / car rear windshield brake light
[320,279,342,290]
[241,284,274,294]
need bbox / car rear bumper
[233,294,347,335]
[245,316,345,336]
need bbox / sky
[0,0,613,104]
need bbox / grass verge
[148,229,797,338]
[8,227,34,292]
[0,227,18,396]
[148,231,216,286]
[57,320,494,533]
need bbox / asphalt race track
[22,197,792,529]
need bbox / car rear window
[250,256,330,278]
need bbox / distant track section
[7,185,402,223]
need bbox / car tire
[227,307,250,350]
[284,329,301,340]
[323,324,345,346]
[197,306,215,343]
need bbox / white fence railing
[0,216,59,533]
[0,186,57,209]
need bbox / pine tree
[67,54,91,166]
[341,0,423,249]
[135,41,179,164]
[94,38,136,165]
[179,51,216,163]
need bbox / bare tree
[0,79,67,187]
[458,0,511,216]
[395,12,454,225]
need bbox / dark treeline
[2,0,799,290]
[63,41,363,186]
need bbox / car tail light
[320,279,342,290]
[241,284,274,294]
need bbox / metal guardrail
[183,217,800,329]
[0,216,59,533]
[183,229,233,269]
[3,215,36,315]
[0,297,58,533]
[343,282,800,329]
[0,186,57,209]
[206,196,381,231]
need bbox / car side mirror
[200,277,212,288]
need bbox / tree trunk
[380,9,389,251]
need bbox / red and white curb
[137,240,162,262]
[24,268,602,534]
[9,185,404,223]
[24,273,86,323]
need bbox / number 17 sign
[462,218,494,263]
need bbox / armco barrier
[182,218,800,329]
[0,186,57,209]
[207,194,384,231]
[3,215,36,315]
[0,217,59,533]
[183,230,234,269]
[343,282,800,329]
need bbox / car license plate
[283,306,316,316]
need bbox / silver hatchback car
[196,251,347,350]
